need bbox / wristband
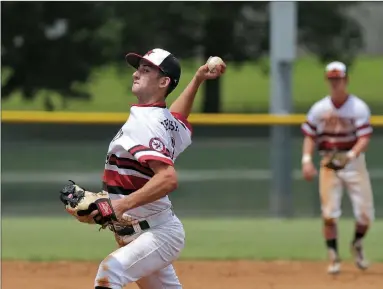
[347,150,356,160]
[301,154,312,164]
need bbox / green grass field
[3,217,383,262]
[2,56,383,113]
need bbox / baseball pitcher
[60,48,226,289]
[301,61,374,274]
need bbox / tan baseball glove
[59,180,117,228]
[324,151,349,171]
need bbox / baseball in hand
[207,56,224,72]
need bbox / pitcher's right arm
[169,62,226,119]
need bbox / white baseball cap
[325,61,347,79]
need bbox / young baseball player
[67,48,226,289]
[301,61,374,274]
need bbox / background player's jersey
[301,95,372,152]
[103,103,192,218]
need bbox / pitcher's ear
[159,76,171,89]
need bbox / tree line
[2,1,363,112]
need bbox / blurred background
[2,1,383,220]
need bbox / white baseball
[207,56,224,72]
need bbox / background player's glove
[324,152,349,171]
[59,180,117,227]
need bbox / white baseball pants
[319,153,375,224]
[94,214,185,289]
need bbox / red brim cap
[326,70,346,79]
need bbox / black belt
[115,220,150,236]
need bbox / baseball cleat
[327,259,341,274]
[351,241,369,270]
[327,249,341,274]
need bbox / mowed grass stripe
[2,217,383,262]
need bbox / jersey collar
[131,102,166,108]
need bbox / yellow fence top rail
[2,110,383,126]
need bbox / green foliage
[3,217,383,261]
[298,2,363,67]
[2,56,382,113]
[1,2,114,107]
[1,2,365,112]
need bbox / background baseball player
[300,61,374,274]
[61,48,226,289]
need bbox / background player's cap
[325,61,347,79]
[125,48,181,90]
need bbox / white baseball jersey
[102,102,192,218]
[301,95,373,152]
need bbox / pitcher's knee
[94,255,125,289]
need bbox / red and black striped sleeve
[128,144,174,167]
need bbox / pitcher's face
[131,60,165,98]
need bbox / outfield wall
[3,121,383,218]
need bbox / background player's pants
[94,213,185,289]
[319,153,375,224]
